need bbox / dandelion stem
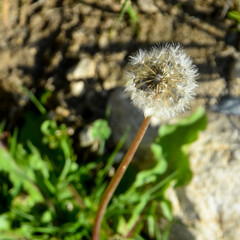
[92,116,152,240]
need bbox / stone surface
[137,0,159,13]
[230,53,240,97]
[107,88,160,168]
[79,125,95,148]
[212,97,240,116]
[70,81,85,97]
[168,112,240,240]
[67,58,96,81]
[79,125,100,153]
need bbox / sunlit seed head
[124,43,198,119]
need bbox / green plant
[227,4,240,31]
[91,119,111,155]
[102,107,206,239]
[228,10,240,22]
[0,106,206,239]
[110,0,139,36]
[119,0,139,32]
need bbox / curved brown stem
[92,116,152,240]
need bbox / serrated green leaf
[156,107,207,187]
[128,144,167,189]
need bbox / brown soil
[0,0,239,128]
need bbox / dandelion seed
[125,43,198,119]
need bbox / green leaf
[156,107,207,187]
[41,120,57,136]
[151,143,163,160]
[41,210,52,223]
[91,119,111,155]
[10,128,18,156]
[22,86,47,115]
[126,193,150,232]
[116,216,127,235]
[118,0,130,22]
[117,0,139,35]
[147,171,178,199]
[147,214,155,238]
[127,4,138,26]
[0,213,10,231]
[97,127,128,185]
[0,144,43,203]
[27,141,49,179]
[228,11,240,23]
[125,143,167,191]
[91,119,111,141]
[40,90,52,105]
[160,200,173,221]
[132,158,167,189]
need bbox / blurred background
[0,0,240,239]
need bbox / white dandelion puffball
[124,44,198,119]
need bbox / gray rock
[70,81,85,97]
[79,125,99,152]
[67,57,96,81]
[212,97,240,115]
[168,112,240,240]
[137,0,159,13]
[229,52,240,97]
[230,53,240,80]
[107,88,161,168]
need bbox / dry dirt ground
[0,0,240,239]
[0,0,239,125]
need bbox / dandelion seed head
[124,43,198,119]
